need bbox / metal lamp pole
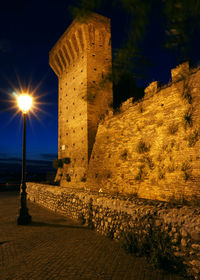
[17,94,32,225]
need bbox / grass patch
[137,140,150,154]
[168,123,179,135]
[135,165,145,181]
[181,162,192,181]
[121,149,128,160]
[81,176,87,182]
[168,195,200,207]
[188,130,199,147]
[119,224,185,273]
[53,157,71,169]
[182,80,192,104]
[183,109,193,128]
[66,174,71,182]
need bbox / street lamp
[17,93,32,225]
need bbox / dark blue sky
[0,0,200,172]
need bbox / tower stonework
[49,13,113,186]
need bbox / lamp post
[17,94,32,225]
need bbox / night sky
[1,0,200,175]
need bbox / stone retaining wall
[27,183,200,279]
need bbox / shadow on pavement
[30,221,89,229]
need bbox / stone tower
[49,12,113,186]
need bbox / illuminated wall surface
[49,13,113,185]
[50,13,200,201]
[88,62,200,201]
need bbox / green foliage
[63,157,71,164]
[113,107,121,114]
[181,162,191,172]
[182,86,192,104]
[164,0,200,62]
[168,194,200,208]
[138,104,144,113]
[121,149,128,160]
[106,227,115,239]
[120,225,185,273]
[78,213,86,225]
[168,195,188,208]
[53,158,71,169]
[143,155,154,170]
[183,109,193,128]
[120,231,139,254]
[53,180,60,186]
[69,0,200,97]
[188,130,199,147]
[167,163,175,173]
[135,165,145,181]
[137,140,150,154]
[66,174,71,182]
[53,159,63,169]
[81,176,87,182]
[181,162,192,181]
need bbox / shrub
[182,83,192,104]
[183,109,193,128]
[181,162,192,181]
[81,176,86,182]
[119,226,185,273]
[53,157,71,169]
[168,123,179,135]
[120,231,139,254]
[142,155,154,170]
[53,159,63,169]
[66,174,71,182]
[78,213,86,225]
[121,149,128,160]
[188,130,199,147]
[135,165,145,181]
[63,157,71,164]
[137,140,150,154]
[53,180,60,186]
[168,195,200,207]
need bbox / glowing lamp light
[17,94,32,113]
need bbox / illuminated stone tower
[49,12,113,186]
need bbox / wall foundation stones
[27,183,200,279]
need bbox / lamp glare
[17,94,32,113]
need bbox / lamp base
[17,207,32,225]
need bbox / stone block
[171,62,190,82]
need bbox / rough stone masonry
[49,12,199,202]
[25,12,200,280]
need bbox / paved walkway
[0,192,186,280]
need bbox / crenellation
[144,81,159,98]
[50,13,199,202]
[171,61,190,82]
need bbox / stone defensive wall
[87,62,200,201]
[27,182,200,279]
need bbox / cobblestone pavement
[0,192,186,280]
